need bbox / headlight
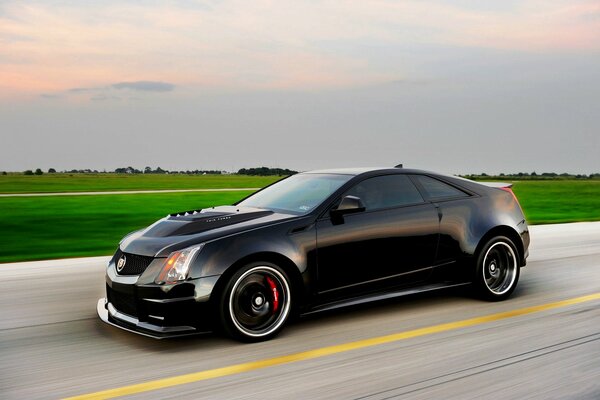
[155,244,203,284]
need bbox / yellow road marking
[65,292,600,400]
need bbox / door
[316,174,440,295]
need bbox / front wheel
[218,262,292,342]
[474,236,520,301]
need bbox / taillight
[500,187,522,208]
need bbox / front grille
[114,249,154,276]
[108,287,137,316]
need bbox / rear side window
[413,175,468,200]
[344,174,424,211]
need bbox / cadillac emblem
[116,255,127,272]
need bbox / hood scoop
[143,209,274,237]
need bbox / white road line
[0,188,260,197]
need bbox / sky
[1,0,599,175]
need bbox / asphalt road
[1,222,599,399]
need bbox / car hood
[119,205,298,257]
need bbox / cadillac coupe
[98,167,529,341]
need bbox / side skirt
[302,281,471,316]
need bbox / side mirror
[337,195,366,212]
[331,196,365,223]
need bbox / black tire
[474,236,520,301]
[218,262,292,342]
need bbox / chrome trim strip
[107,302,138,325]
[142,296,196,304]
[137,321,196,333]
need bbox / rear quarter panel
[436,186,528,272]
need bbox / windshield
[237,173,352,214]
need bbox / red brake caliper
[265,276,279,314]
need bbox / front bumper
[98,256,220,338]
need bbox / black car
[98,167,529,342]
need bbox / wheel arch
[475,225,525,268]
[210,251,305,312]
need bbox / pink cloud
[0,0,598,98]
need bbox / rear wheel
[474,236,520,301]
[218,262,291,342]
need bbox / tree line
[8,166,298,176]
[5,168,597,179]
[461,172,600,180]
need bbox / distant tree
[48,168,56,173]
[1,171,7,175]
[237,167,298,176]
[34,168,43,175]
[115,166,140,174]
[144,166,152,174]
[24,170,34,175]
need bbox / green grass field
[1,178,598,263]
[0,173,280,193]
[0,191,254,263]
[511,180,600,225]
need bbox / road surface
[1,222,599,399]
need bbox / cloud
[91,94,120,101]
[1,0,599,97]
[52,81,175,101]
[68,87,97,93]
[111,81,175,92]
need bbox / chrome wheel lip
[483,241,517,295]
[228,266,291,338]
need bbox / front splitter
[96,298,208,339]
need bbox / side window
[412,175,468,200]
[344,175,424,211]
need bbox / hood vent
[168,211,273,236]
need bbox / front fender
[189,218,316,279]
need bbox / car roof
[300,167,492,196]
[302,167,430,176]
